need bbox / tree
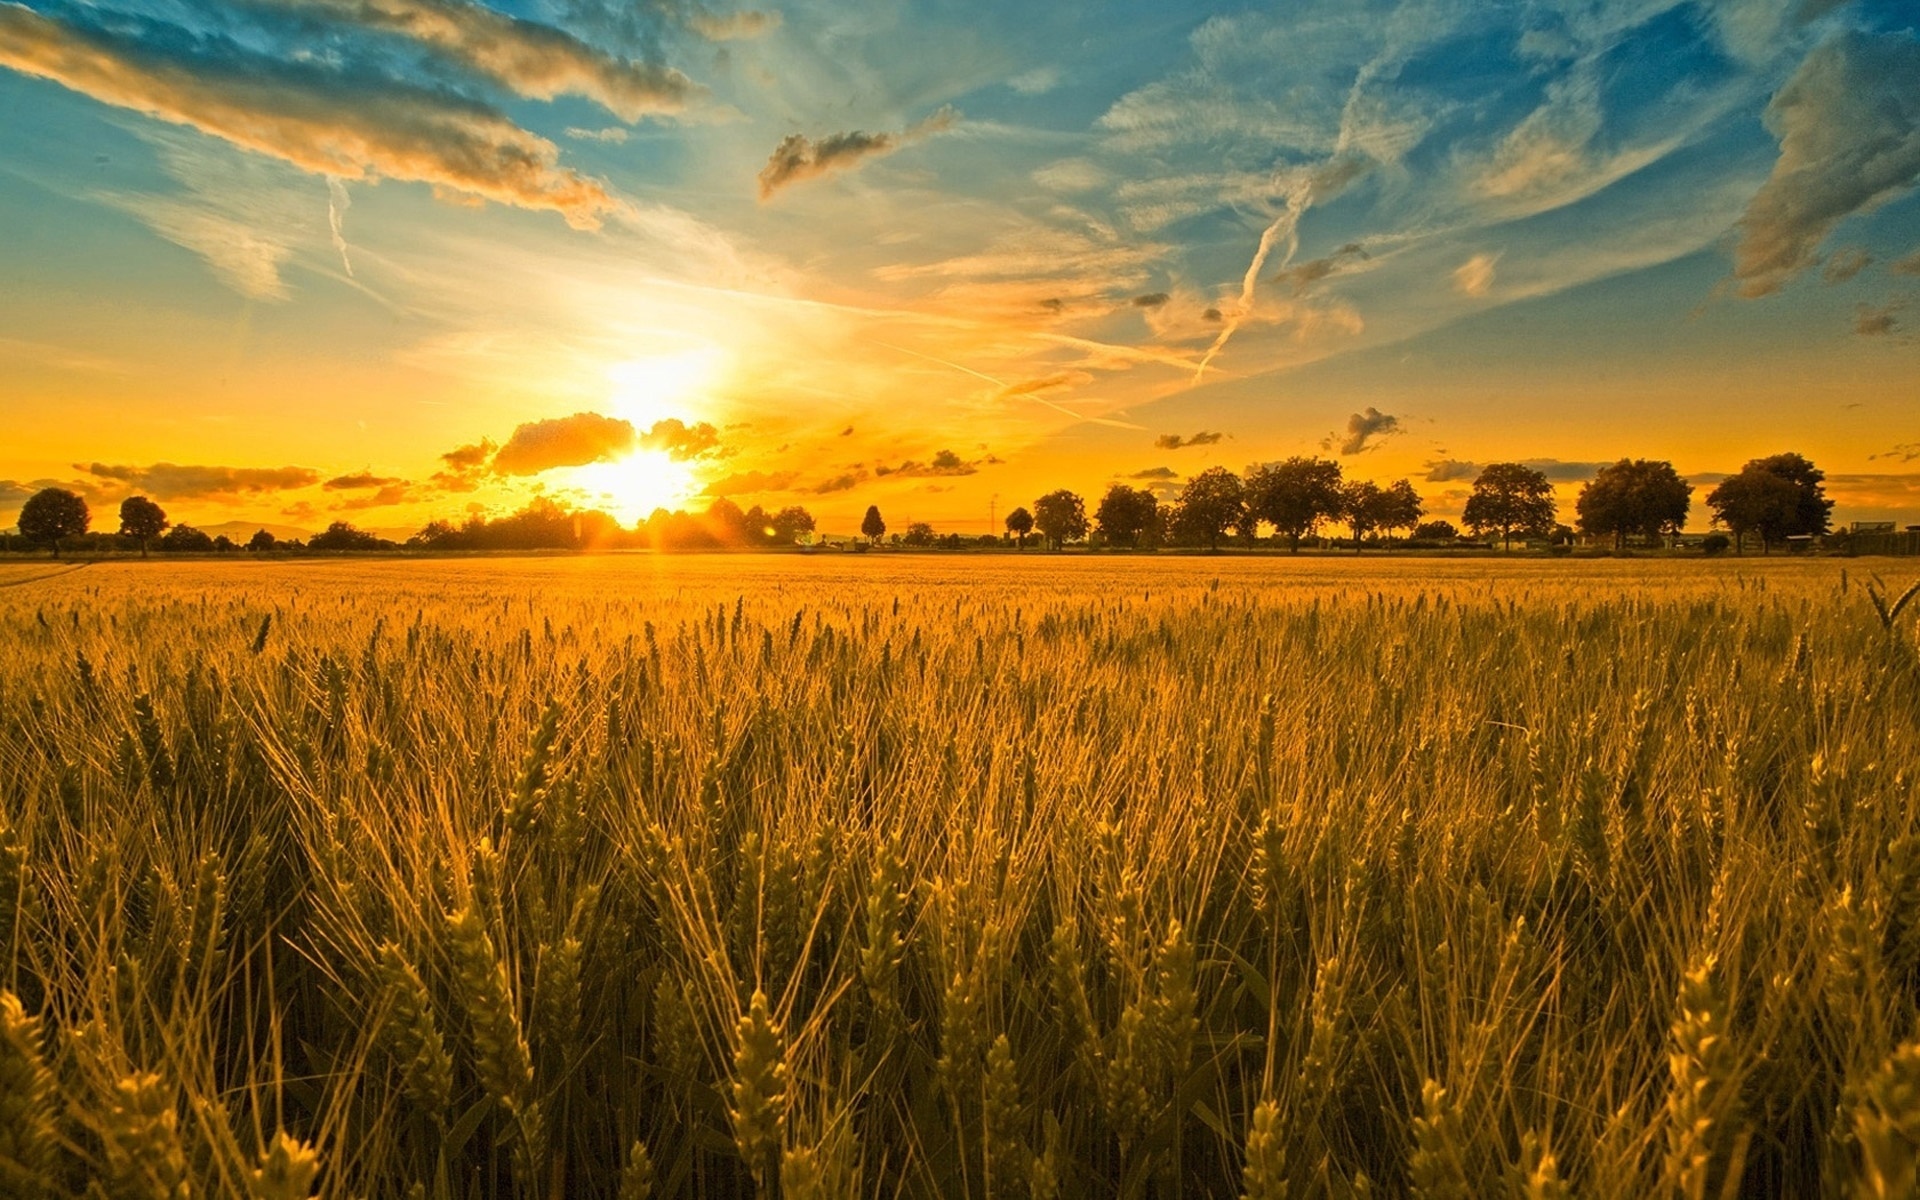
[1378,479,1424,543]
[1462,463,1557,550]
[1033,490,1088,550]
[1094,484,1159,549]
[770,506,816,545]
[17,488,89,558]
[1413,519,1458,541]
[861,505,886,545]
[247,529,278,552]
[1245,457,1345,553]
[1706,453,1833,553]
[1576,458,1692,549]
[118,495,169,558]
[1171,467,1245,550]
[1341,480,1384,551]
[160,524,216,553]
[308,521,386,551]
[903,521,936,547]
[1004,506,1034,549]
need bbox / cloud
[324,471,406,490]
[686,9,780,39]
[1422,458,1610,483]
[1870,444,1920,463]
[1326,407,1399,455]
[1128,466,1179,480]
[1132,292,1170,308]
[1453,252,1499,297]
[0,3,619,228]
[77,461,320,500]
[702,469,799,496]
[271,0,696,121]
[566,126,629,143]
[640,417,722,460]
[332,482,416,510]
[1272,243,1367,295]
[1154,431,1224,450]
[491,411,635,475]
[1855,302,1900,337]
[1893,249,1920,277]
[1733,31,1920,297]
[1007,67,1061,95]
[808,472,864,494]
[995,371,1092,400]
[1032,158,1107,192]
[1822,247,1873,283]
[757,106,958,200]
[874,449,987,478]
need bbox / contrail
[327,177,354,277]
[1193,179,1312,381]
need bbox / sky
[1,0,1917,537]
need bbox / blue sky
[1,0,1916,532]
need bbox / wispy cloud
[1153,431,1223,450]
[1326,407,1398,455]
[758,107,959,200]
[76,461,320,500]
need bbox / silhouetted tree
[309,521,389,551]
[247,529,279,552]
[1004,506,1034,549]
[18,488,89,558]
[1094,484,1159,548]
[861,505,887,545]
[1341,480,1385,551]
[1033,489,1088,550]
[771,506,816,545]
[1577,458,1692,549]
[1245,457,1344,552]
[1171,467,1245,551]
[1379,479,1424,543]
[160,524,216,553]
[1706,452,1832,553]
[1462,463,1557,550]
[118,495,169,558]
[903,522,936,547]
[1413,519,1458,540]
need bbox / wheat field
[1,554,1916,1198]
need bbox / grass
[0,554,1916,1198]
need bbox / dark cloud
[1128,466,1179,480]
[808,472,864,494]
[1855,301,1900,337]
[1154,431,1224,450]
[77,461,320,500]
[491,411,636,475]
[270,0,697,120]
[1272,242,1368,295]
[1733,31,1920,297]
[1422,458,1610,483]
[757,106,958,199]
[640,417,722,460]
[332,483,417,510]
[1325,407,1400,455]
[1201,307,1222,322]
[1822,247,1873,282]
[873,448,986,478]
[1870,443,1920,463]
[1132,292,1170,307]
[324,471,406,490]
[0,3,620,228]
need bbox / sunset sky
[2,0,1916,536]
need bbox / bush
[1702,533,1731,556]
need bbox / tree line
[5,451,1837,558]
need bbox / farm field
[1,554,1917,1198]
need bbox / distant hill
[196,521,313,542]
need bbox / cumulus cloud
[1129,466,1179,480]
[491,412,636,475]
[268,0,695,120]
[1154,431,1224,450]
[1422,457,1609,483]
[808,472,863,494]
[1326,407,1399,455]
[332,482,416,509]
[0,3,620,227]
[640,417,722,460]
[1453,252,1499,297]
[757,106,958,200]
[1733,31,1920,298]
[77,461,320,499]
[567,126,629,143]
[1855,302,1900,337]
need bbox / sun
[562,346,722,523]
[568,450,700,524]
